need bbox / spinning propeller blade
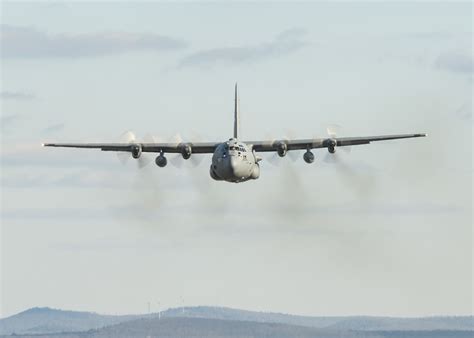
[116,131,152,169]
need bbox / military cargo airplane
[43,84,426,183]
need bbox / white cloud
[0,91,35,100]
[0,25,188,59]
[179,28,308,68]
[435,51,473,74]
[41,123,65,135]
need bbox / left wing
[42,141,219,154]
[248,133,427,152]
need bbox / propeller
[169,133,184,168]
[323,151,340,164]
[169,132,204,168]
[326,124,351,153]
[263,130,299,165]
[262,133,277,165]
[189,152,205,167]
[284,130,300,162]
[266,152,280,166]
[321,125,375,195]
[116,131,152,169]
[187,131,205,167]
[116,131,134,165]
[326,124,340,138]
[324,124,351,163]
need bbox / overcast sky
[0,2,472,318]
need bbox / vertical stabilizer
[233,83,239,139]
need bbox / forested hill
[3,317,474,338]
[1,306,472,337]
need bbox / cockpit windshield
[229,145,246,152]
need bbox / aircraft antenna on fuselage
[234,82,239,139]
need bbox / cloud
[42,123,65,134]
[178,28,308,68]
[1,113,22,131]
[454,102,472,121]
[0,91,35,100]
[0,24,188,59]
[399,31,471,41]
[435,51,473,74]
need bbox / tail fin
[233,82,239,139]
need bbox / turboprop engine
[131,144,142,159]
[276,141,288,157]
[325,139,337,154]
[180,144,192,159]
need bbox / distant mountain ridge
[162,306,474,331]
[0,307,148,336]
[0,306,472,336]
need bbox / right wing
[248,133,427,152]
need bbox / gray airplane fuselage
[210,138,260,183]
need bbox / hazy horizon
[0,304,474,319]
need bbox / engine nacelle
[251,164,260,179]
[210,166,222,180]
[325,138,337,154]
[155,155,167,167]
[276,141,288,157]
[131,144,142,159]
[181,144,192,160]
[303,150,315,163]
